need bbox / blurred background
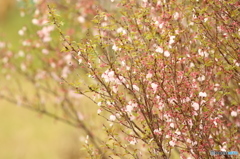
[0,1,83,159]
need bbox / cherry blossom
[231,111,237,117]
[109,115,116,121]
[199,92,207,97]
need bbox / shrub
[1,0,239,158]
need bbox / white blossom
[77,16,85,23]
[130,138,137,145]
[169,36,176,45]
[116,27,127,35]
[109,115,116,121]
[78,59,82,64]
[101,69,115,82]
[126,105,134,113]
[146,73,153,79]
[191,102,199,111]
[85,135,89,144]
[198,49,209,57]
[170,123,175,128]
[121,61,126,66]
[164,50,170,57]
[169,140,175,147]
[42,49,49,55]
[112,85,118,93]
[182,97,191,103]
[18,51,25,57]
[156,47,163,53]
[199,92,207,97]
[190,62,195,67]
[112,44,121,51]
[133,85,140,91]
[197,75,205,82]
[175,129,181,135]
[154,129,161,135]
[173,12,180,20]
[97,109,102,114]
[231,111,237,117]
[32,18,39,25]
[151,83,158,92]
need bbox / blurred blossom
[198,49,209,57]
[97,109,102,114]
[199,92,207,97]
[197,75,205,82]
[101,69,115,83]
[112,44,121,51]
[109,115,116,121]
[156,47,163,53]
[42,49,49,54]
[133,85,139,91]
[164,50,170,57]
[21,63,26,71]
[77,16,85,23]
[146,72,152,79]
[116,27,127,35]
[151,83,158,92]
[77,112,84,120]
[112,85,118,93]
[169,36,175,45]
[170,123,175,128]
[191,102,199,111]
[231,111,237,117]
[129,138,137,145]
[169,140,175,147]
[173,12,179,20]
[0,42,6,48]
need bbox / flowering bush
[1,0,240,158]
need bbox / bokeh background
[0,1,82,159]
